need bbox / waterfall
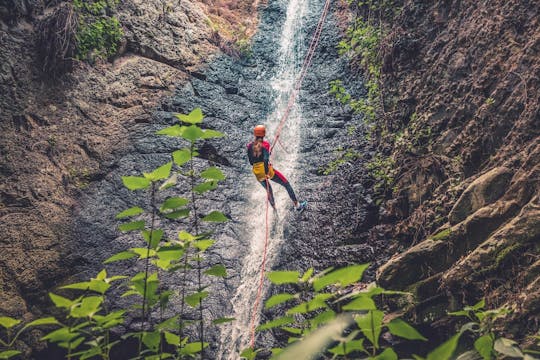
[218,0,310,356]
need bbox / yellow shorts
[252,162,275,181]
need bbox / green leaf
[313,264,369,291]
[374,347,398,360]
[267,271,299,285]
[185,291,209,308]
[142,229,163,249]
[41,327,79,343]
[300,268,314,283]
[160,197,189,211]
[178,231,196,242]
[104,251,136,264]
[96,269,107,281]
[142,331,160,352]
[471,299,486,311]
[287,293,333,314]
[176,108,204,124]
[200,167,225,180]
[194,180,218,194]
[122,176,150,191]
[130,248,157,259]
[70,296,103,318]
[172,148,192,166]
[144,162,172,182]
[0,350,22,359]
[26,317,60,327]
[193,239,215,251]
[164,209,190,219]
[118,220,145,232]
[386,318,427,341]
[0,317,21,329]
[494,338,523,358]
[180,342,209,355]
[310,310,336,330]
[257,316,295,331]
[157,246,184,261]
[356,310,384,349]
[202,211,228,222]
[156,124,184,137]
[61,280,109,294]
[116,206,144,219]
[427,332,462,360]
[342,296,376,311]
[329,339,366,355]
[181,125,204,142]
[201,129,225,139]
[164,331,180,346]
[240,347,258,360]
[49,293,73,309]
[265,294,296,309]
[205,264,227,277]
[474,334,494,360]
[213,317,235,325]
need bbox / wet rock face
[374,0,540,338]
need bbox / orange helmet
[253,124,266,137]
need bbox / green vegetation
[319,146,361,175]
[366,153,395,199]
[73,0,123,60]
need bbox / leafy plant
[0,317,60,359]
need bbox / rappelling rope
[248,0,332,349]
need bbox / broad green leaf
[240,347,258,360]
[200,167,225,180]
[180,342,209,355]
[194,180,218,194]
[313,264,369,291]
[160,197,189,211]
[142,331,160,352]
[164,209,190,219]
[265,294,296,309]
[144,162,172,182]
[182,125,204,142]
[122,176,150,190]
[471,299,486,311]
[205,264,227,277]
[104,251,136,264]
[118,220,145,232]
[201,129,225,139]
[0,350,22,359]
[213,317,235,325]
[287,293,333,314]
[164,331,180,346]
[61,280,109,294]
[494,338,523,358]
[70,296,103,318]
[194,239,215,251]
[176,108,203,124]
[374,347,398,360]
[386,318,427,341]
[343,296,376,311]
[267,271,299,285]
[26,317,60,327]
[142,229,163,249]
[178,230,196,242]
[156,124,184,137]
[356,310,384,349]
[41,327,79,343]
[0,317,21,329]
[329,339,366,355]
[257,316,295,331]
[116,206,144,219]
[96,269,107,281]
[185,291,209,308]
[49,293,73,309]
[310,310,336,330]
[172,149,192,166]
[130,248,157,259]
[300,268,314,283]
[202,211,228,222]
[94,310,125,328]
[474,334,494,360]
[157,246,184,261]
[155,316,179,331]
[427,332,462,360]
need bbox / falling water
[217,0,311,356]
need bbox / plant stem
[141,183,157,342]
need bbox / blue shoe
[295,200,307,213]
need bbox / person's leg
[259,179,275,207]
[271,170,298,204]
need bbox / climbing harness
[248,0,332,349]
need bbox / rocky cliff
[372,0,539,343]
[0,0,259,326]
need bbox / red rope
[248,0,331,349]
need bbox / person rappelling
[247,125,307,212]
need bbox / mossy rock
[449,167,513,224]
